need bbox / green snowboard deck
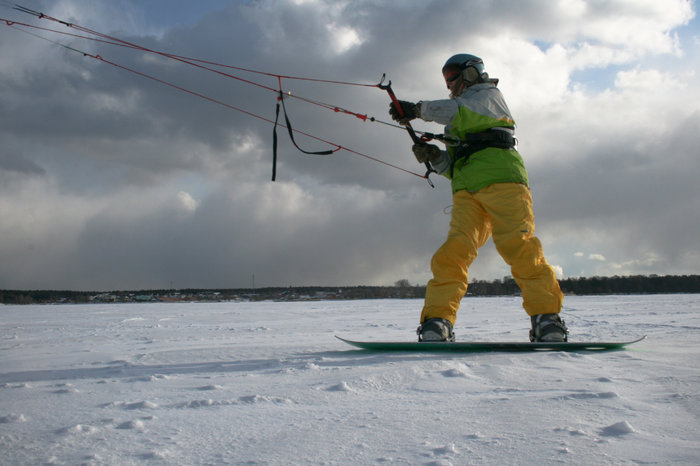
[336,335,646,352]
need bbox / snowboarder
[389,53,568,343]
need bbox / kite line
[2,3,449,185]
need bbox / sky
[0,0,698,291]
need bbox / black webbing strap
[272,101,280,181]
[272,90,334,181]
[450,129,516,177]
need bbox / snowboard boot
[529,313,568,342]
[417,318,455,342]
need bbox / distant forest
[1,274,698,305]
[470,274,700,296]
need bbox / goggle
[442,64,463,83]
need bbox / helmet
[441,53,487,84]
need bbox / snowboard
[336,335,646,352]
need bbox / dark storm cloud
[0,0,697,289]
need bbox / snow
[1,294,699,465]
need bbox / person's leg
[420,190,491,325]
[477,183,563,316]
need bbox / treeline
[0,289,94,305]
[0,274,698,305]
[470,274,700,295]
[0,285,425,305]
[561,274,700,295]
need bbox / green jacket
[419,83,529,193]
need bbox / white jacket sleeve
[417,99,457,175]
[419,99,459,125]
[431,150,452,175]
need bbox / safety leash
[272,87,340,181]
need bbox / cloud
[0,0,697,289]
[176,191,199,212]
[326,24,363,54]
[552,264,564,279]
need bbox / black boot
[417,318,455,342]
[529,314,568,342]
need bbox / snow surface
[1,294,699,465]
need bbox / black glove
[412,143,441,164]
[389,100,419,124]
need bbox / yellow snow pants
[421,183,563,325]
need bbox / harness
[450,128,516,177]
